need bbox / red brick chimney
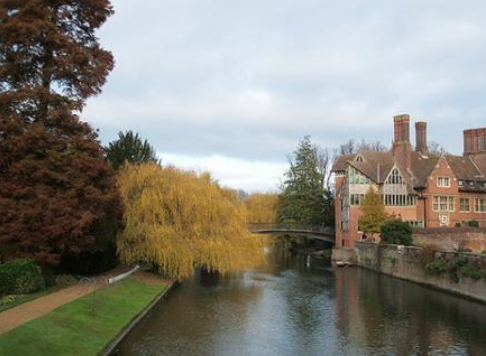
[393,114,412,169]
[464,128,486,155]
[415,121,428,155]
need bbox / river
[111,251,486,356]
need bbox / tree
[358,187,388,237]
[277,136,329,226]
[428,141,448,156]
[381,220,412,246]
[0,0,121,270]
[117,163,268,280]
[245,193,279,224]
[0,0,115,122]
[339,139,389,155]
[106,131,158,170]
[0,114,122,267]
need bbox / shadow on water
[111,250,486,356]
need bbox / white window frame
[475,198,486,213]
[433,196,455,212]
[437,177,451,188]
[460,197,470,213]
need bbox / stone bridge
[249,223,335,244]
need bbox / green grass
[0,278,167,356]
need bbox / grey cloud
[84,0,486,163]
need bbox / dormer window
[458,180,464,187]
[356,155,364,163]
[386,168,404,185]
[437,177,450,187]
[470,181,475,187]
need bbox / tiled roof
[411,152,439,188]
[331,149,486,193]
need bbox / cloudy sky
[83,0,486,192]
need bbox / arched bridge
[249,223,335,244]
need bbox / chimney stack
[393,114,412,169]
[415,121,428,155]
[464,128,486,155]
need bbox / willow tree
[245,193,279,224]
[117,163,268,279]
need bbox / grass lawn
[0,277,168,356]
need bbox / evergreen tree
[358,187,389,237]
[277,136,329,226]
[106,131,159,170]
[0,0,121,269]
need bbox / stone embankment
[350,242,486,303]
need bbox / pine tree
[358,187,389,236]
[277,136,328,226]
[106,131,159,170]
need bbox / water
[112,253,486,356]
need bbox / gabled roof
[411,151,439,188]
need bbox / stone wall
[355,242,486,303]
[413,228,486,252]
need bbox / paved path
[0,267,126,336]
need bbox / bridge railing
[248,223,334,235]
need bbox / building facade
[332,115,486,247]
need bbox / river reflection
[112,252,486,356]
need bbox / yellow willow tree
[117,163,268,279]
[245,193,279,224]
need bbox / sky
[82,0,486,192]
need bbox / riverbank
[352,242,486,304]
[0,272,171,356]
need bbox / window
[350,194,365,206]
[386,168,404,185]
[433,196,455,212]
[382,194,417,206]
[437,177,450,187]
[460,197,470,212]
[348,167,371,184]
[356,155,364,162]
[475,198,486,213]
[458,180,464,187]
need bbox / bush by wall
[381,220,413,246]
[0,259,46,295]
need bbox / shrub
[54,274,78,287]
[426,260,447,275]
[420,244,442,267]
[0,294,23,306]
[0,259,46,295]
[380,220,413,246]
[455,222,461,227]
[467,220,479,228]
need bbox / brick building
[332,114,486,247]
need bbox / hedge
[0,259,46,295]
[381,220,413,246]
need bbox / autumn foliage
[0,114,122,266]
[0,0,121,268]
[117,163,268,279]
[245,193,279,224]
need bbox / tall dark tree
[277,136,329,226]
[0,0,121,270]
[0,0,114,122]
[106,131,158,170]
